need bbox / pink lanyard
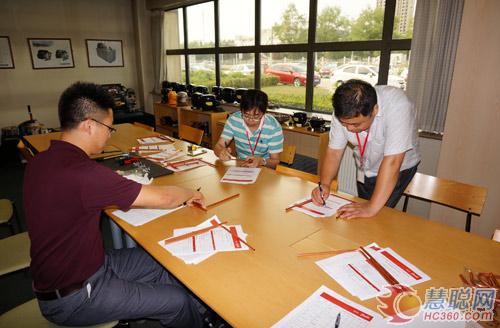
[355,131,369,163]
[246,129,262,156]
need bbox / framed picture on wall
[86,39,124,67]
[0,36,15,69]
[27,38,74,69]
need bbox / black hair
[332,79,377,119]
[240,89,268,114]
[58,82,115,130]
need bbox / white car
[230,64,255,75]
[331,64,406,89]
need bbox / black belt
[34,282,84,301]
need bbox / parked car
[230,64,254,75]
[331,64,406,88]
[319,62,337,78]
[190,63,213,72]
[264,63,321,87]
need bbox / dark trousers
[37,248,204,327]
[357,164,419,208]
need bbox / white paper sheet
[131,144,174,153]
[289,194,352,218]
[272,285,384,328]
[165,159,207,172]
[158,215,250,264]
[112,206,183,227]
[145,149,185,163]
[220,167,261,184]
[137,135,174,144]
[316,243,430,300]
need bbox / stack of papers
[137,135,174,144]
[316,243,430,300]
[272,285,384,328]
[288,194,352,218]
[158,215,250,264]
[165,158,207,172]
[113,206,183,226]
[145,147,185,164]
[220,167,261,184]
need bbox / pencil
[219,223,256,251]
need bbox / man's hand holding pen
[311,182,330,206]
[184,187,206,209]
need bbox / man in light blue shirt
[214,89,283,169]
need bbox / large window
[164,0,415,113]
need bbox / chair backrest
[0,232,30,277]
[179,124,204,145]
[17,140,34,163]
[492,229,500,242]
[279,144,296,165]
[404,172,487,215]
[133,122,154,132]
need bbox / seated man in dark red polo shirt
[23,82,206,327]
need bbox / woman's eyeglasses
[242,112,264,122]
[91,118,117,134]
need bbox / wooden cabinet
[153,103,179,137]
[153,102,228,149]
[178,107,228,149]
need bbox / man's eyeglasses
[242,112,264,122]
[91,118,116,134]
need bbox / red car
[265,63,321,87]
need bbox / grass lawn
[262,85,333,112]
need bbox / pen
[335,312,341,328]
[318,182,326,206]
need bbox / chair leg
[12,202,22,233]
[402,195,409,212]
[465,213,472,233]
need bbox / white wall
[0,0,140,129]
[429,0,500,238]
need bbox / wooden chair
[402,172,487,232]
[276,165,338,191]
[0,199,21,235]
[133,122,154,132]
[0,299,118,327]
[0,231,30,276]
[17,140,34,163]
[279,144,296,165]
[492,229,500,242]
[0,233,118,328]
[179,124,204,145]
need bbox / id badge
[356,166,365,183]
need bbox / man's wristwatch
[261,157,267,166]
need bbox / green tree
[272,4,308,44]
[349,7,384,41]
[316,6,350,43]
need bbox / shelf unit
[153,102,228,149]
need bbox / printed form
[166,159,207,172]
[272,285,384,328]
[220,167,261,184]
[137,135,174,144]
[288,194,352,218]
[316,243,430,300]
[159,215,250,264]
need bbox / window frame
[165,0,411,113]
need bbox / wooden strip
[206,194,240,210]
[164,221,228,245]
[219,224,256,251]
[285,198,313,212]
